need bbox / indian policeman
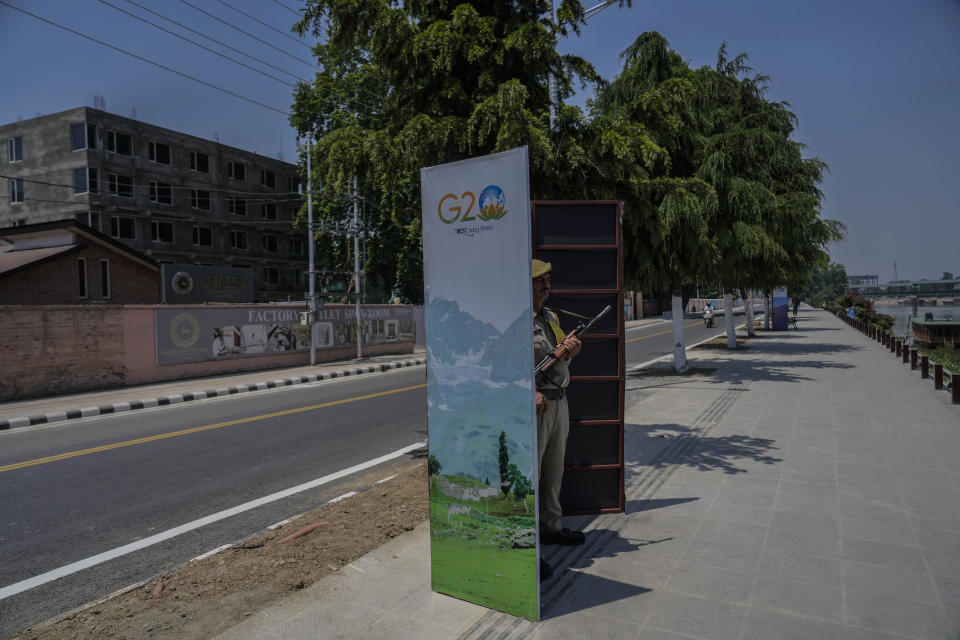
[533,259,586,577]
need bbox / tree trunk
[741,288,756,337]
[764,292,772,330]
[671,289,688,373]
[724,292,736,348]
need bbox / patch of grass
[918,345,960,374]
[429,476,537,620]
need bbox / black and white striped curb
[0,357,425,431]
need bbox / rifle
[535,304,612,376]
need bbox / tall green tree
[291,0,636,302]
[803,261,848,308]
[597,32,718,371]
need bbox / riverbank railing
[838,312,960,405]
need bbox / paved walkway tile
[216,310,960,640]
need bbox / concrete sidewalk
[214,309,960,640]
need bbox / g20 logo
[438,185,508,224]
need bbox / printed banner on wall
[421,147,538,620]
[155,305,414,365]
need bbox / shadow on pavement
[627,424,783,475]
[625,497,699,514]
[544,571,652,618]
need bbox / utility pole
[353,175,362,359]
[547,0,558,128]
[306,136,317,366]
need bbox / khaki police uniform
[534,306,570,534]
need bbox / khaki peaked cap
[532,259,552,279]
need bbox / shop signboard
[421,147,539,619]
[160,264,254,303]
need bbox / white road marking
[0,439,428,601]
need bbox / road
[0,315,738,634]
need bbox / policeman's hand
[536,392,547,414]
[561,335,582,360]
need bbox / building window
[106,130,133,156]
[191,189,211,210]
[291,268,304,285]
[110,216,136,239]
[7,136,22,162]
[192,226,213,247]
[148,140,171,164]
[100,259,111,298]
[75,212,101,229]
[9,178,24,203]
[71,123,97,150]
[287,176,300,192]
[260,169,276,188]
[13,218,26,226]
[228,161,245,181]
[228,197,247,215]
[108,173,134,198]
[77,258,88,298]
[189,151,210,173]
[151,220,175,243]
[263,267,279,284]
[149,181,172,204]
[73,167,99,194]
[288,237,304,256]
[261,234,278,253]
[230,230,248,249]
[261,203,277,219]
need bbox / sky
[1,0,958,283]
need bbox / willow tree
[597,32,717,372]
[687,45,843,344]
[692,49,788,345]
[291,0,635,303]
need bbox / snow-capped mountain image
[425,296,534,484]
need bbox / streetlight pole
[353,175,362,359]
[548,0,621,128]
[306,135,317,366]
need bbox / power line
[0,1,290,116]
[178,0,316,67]
[118,0,304,81]
[97,0,294,87]
[269,0,302,17]
[214,0,311,50]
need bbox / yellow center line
[626,320,704,343]
[0,383,427,474]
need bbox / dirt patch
[11,462,429,640]
[692,336,752,350]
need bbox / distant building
[847,274,879,286]
[0,219,159,304]
[1,107,306,301]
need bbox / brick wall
[0,305,413,401]
[0,306,128,400]
[0,243,158,305]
